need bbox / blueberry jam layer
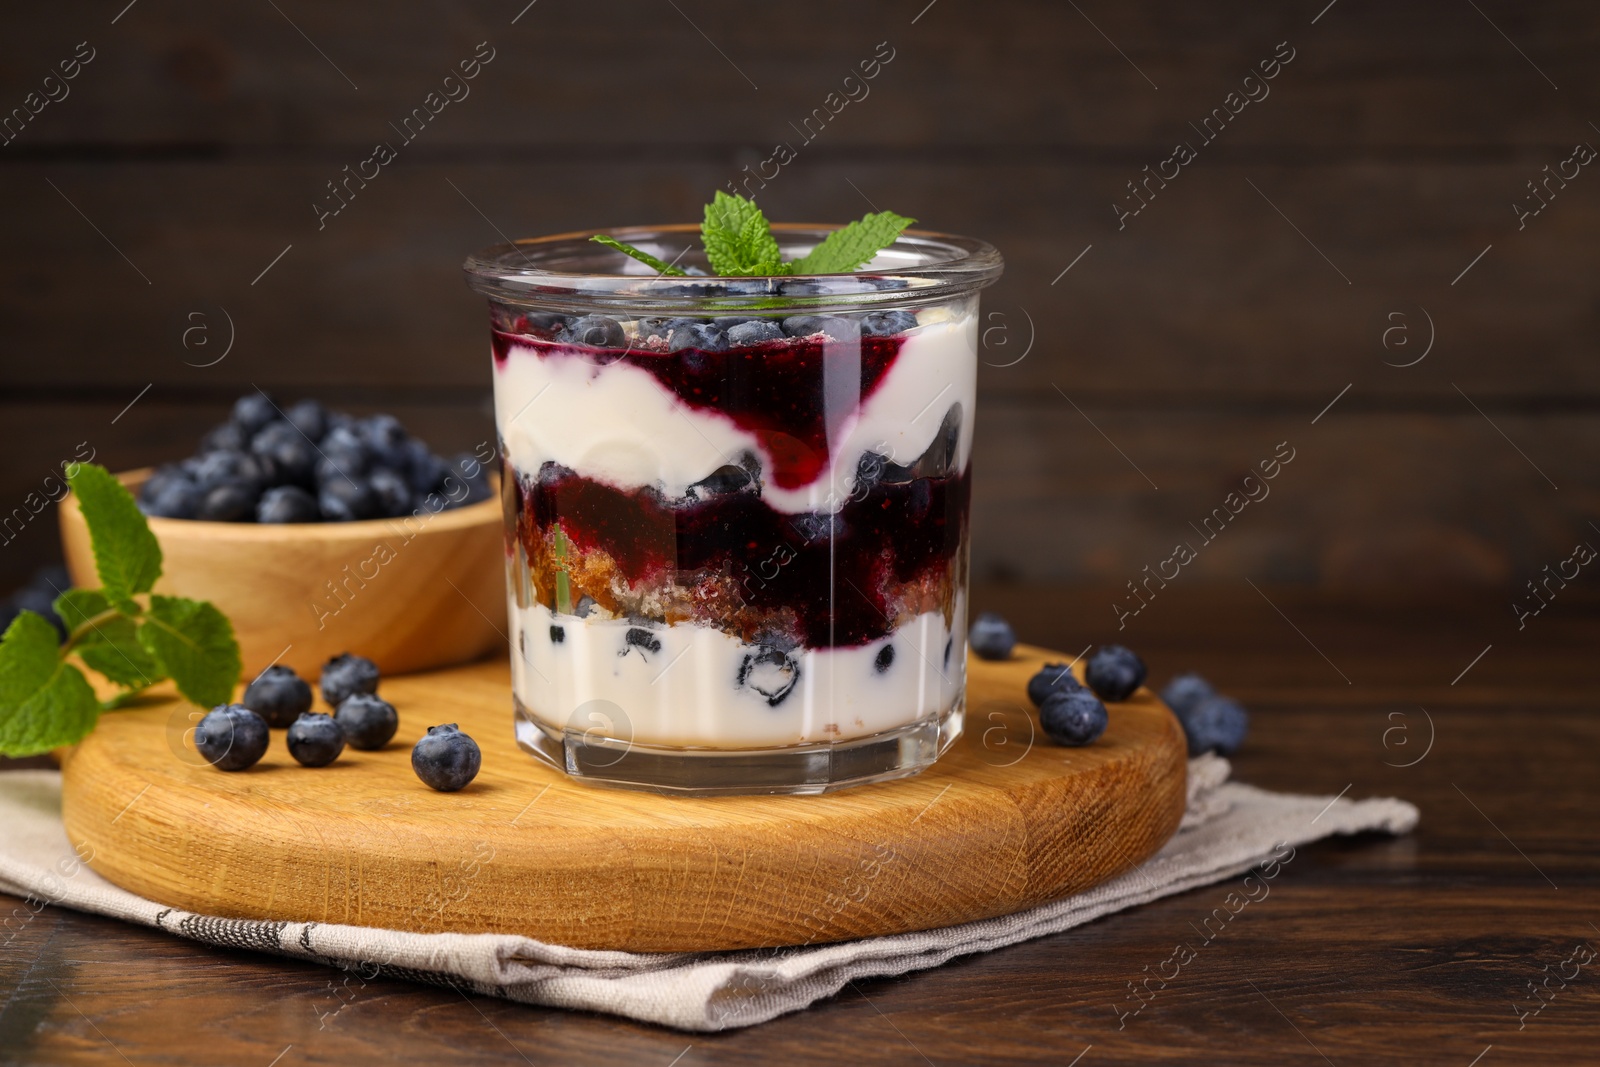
[491,326,905,490]
[507,459,970,650]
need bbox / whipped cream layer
[510,597,967,748]
[492,308,977,514]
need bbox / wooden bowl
[59,468,506,679]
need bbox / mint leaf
[702,192,786,276]
[68,464,161,611]
[788,210,915,274]
[590,235,689,277]
[137,595,240,709]
[0,612,99,755]
[53,587,166,690]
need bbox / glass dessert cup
[464,225,1003,795]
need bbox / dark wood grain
[3,0,1599,593]
[2,588,1597,1064]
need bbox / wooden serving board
[61,646,1187,952]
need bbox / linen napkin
[0,758,1416,1032]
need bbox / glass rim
[462,223,1003,313]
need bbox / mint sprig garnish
[0,464,242,755]
[590,192,914,277]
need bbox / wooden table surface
[3,585,1597,1065]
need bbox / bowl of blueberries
[59,392,506,678]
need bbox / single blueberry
[863,310,918,336]
[335,692,399,751]
[1161,672,1217,718]
[623,627,662,656]
[361,414,410,470]
[256,485,319,524]
[287,712,345,767]
[251,420,317,487]
[738,647,800,707]
[198,421,249,454]
[1027,663,1084,708]
[669,322,728,353]
[401,438,448,494]
[194,704,270,771]
[231,393,278,437]
[689,464,753,497]
[320,652,380,706]
[196,482,259,522]
[318,478,379,522]
[139,473,204,519]
[787,511,845,544]
[1085,645,1148,703]
[284,399,328,442]
[574,595,598,618]
[448,453,494,504]
[874,644,895,673]
[1040,689,1109,747]
[562,315,626,348]
[191,449,264,495]
[242,664,314,727]
[1180,695,1249,757]
[781,315,827,337]
[318,424,371,481]
[368,466,413,517]
[969,612,1017,661]
[725,319,784,346]
[411,723,482,792]
[517,312,569,337]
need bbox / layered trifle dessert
[465,222,1002,793]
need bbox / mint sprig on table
[0,464,241,755]
[592,191,915,277]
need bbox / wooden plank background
[3,0,1595,594]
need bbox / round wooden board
[61,646,1188,952]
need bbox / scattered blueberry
[318,478,379,522]
[287,712,345,767]
[256,484,319,524]
[1161,672,1217,718]
[194,704,270,771]
[1027,663,1084,707]
[231,393,278,437]
[1085,644,1147,702]
[669,322,728,352]
[320,652,380,706]
[863,310,917,336]
[968,612,1016,660]
[874,644,895,673]
[1180,695,1249,756]
[1040,689,1109,746]
[411,723,482,792]
[562,315,626,348]
[241,664,313,728]
[725,319,783,346]
[334,692,399,750]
